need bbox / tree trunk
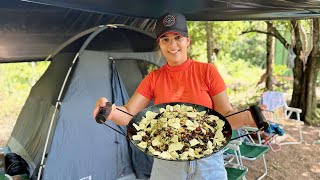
[266,22,275,90]
[290,20,305,118]
[205,22,214,63]
[304,18,320,124]
[290,19,320,123]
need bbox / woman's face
[158,33,190,66]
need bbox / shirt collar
[165,58,192,72]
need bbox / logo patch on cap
[163,15,176,27]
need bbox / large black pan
[95,102,269,161]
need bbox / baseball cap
[155,12,188,39]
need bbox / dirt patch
[244,125,320,180]
[0,115,16,147]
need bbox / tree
[288,19,320,123]
[266,21,276,90]
[299,19,320,123]
[242,19,320,122]
[188,21,266,64]
[205,22,213,63]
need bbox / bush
[0,62,49,125]
[214,54,264,109]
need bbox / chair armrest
[225,143,240,150]
[285,106,302,113]
[240,126,259,132]
[237,127,264,145]
[229,140,243,145]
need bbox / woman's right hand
[92,97,115,120]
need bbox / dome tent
[7,24,165,180]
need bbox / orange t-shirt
[136,58,226,109]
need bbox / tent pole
[37,52,79,180]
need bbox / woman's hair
[154,43,163,60]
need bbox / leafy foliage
[272,64,293,92]
[188,21,268,67]
[214,54,264,109]
[230,34,266,67]
[0,62,50,121]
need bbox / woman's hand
[259,104,267,112]
[244,111,257,127]
[92,97,116,120]
[245,104,268,127]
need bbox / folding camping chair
[224,130,270,180]
[238,122,285,152]
[260,91,304,145]
[224,142,248,180]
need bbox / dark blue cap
[155,12,188,39]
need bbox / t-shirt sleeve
[207,64,226,97]
[136,72,154,100]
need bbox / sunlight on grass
[0,61,50,146]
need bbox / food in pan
[132,104,226,160]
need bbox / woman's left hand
[245,104,267,128]
[259,104,267,112]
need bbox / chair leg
[279,125,303,145]
[281,111,303,145]
[257,154,268,180]
[264,135,282,152]
[242,154,268,180]
[242,175,247,180]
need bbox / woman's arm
[212,91,256,130]
[93,93,150,126]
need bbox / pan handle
[95,102,133,124]
[95,102,113,124]
[95,102,132,138]
[101,122,128,137]
[249,105,269,131]
[225,105,269,130]
[229,105,269,140]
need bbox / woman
[93,12,258,180]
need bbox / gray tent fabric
[0,0,156,63]
[7,53,76,176]
[42,52,133,179]
[16,0,320,21]
[112,62,129,105]
[7,25,165,180]
[111,62,154,179]
[41,51,152,180]
[111,61,134,178]
[3,0,320,63]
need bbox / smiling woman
[158,34,190,66]
[93,12,264,180]
[156,12,190,66]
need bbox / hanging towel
[261,91,286,111]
